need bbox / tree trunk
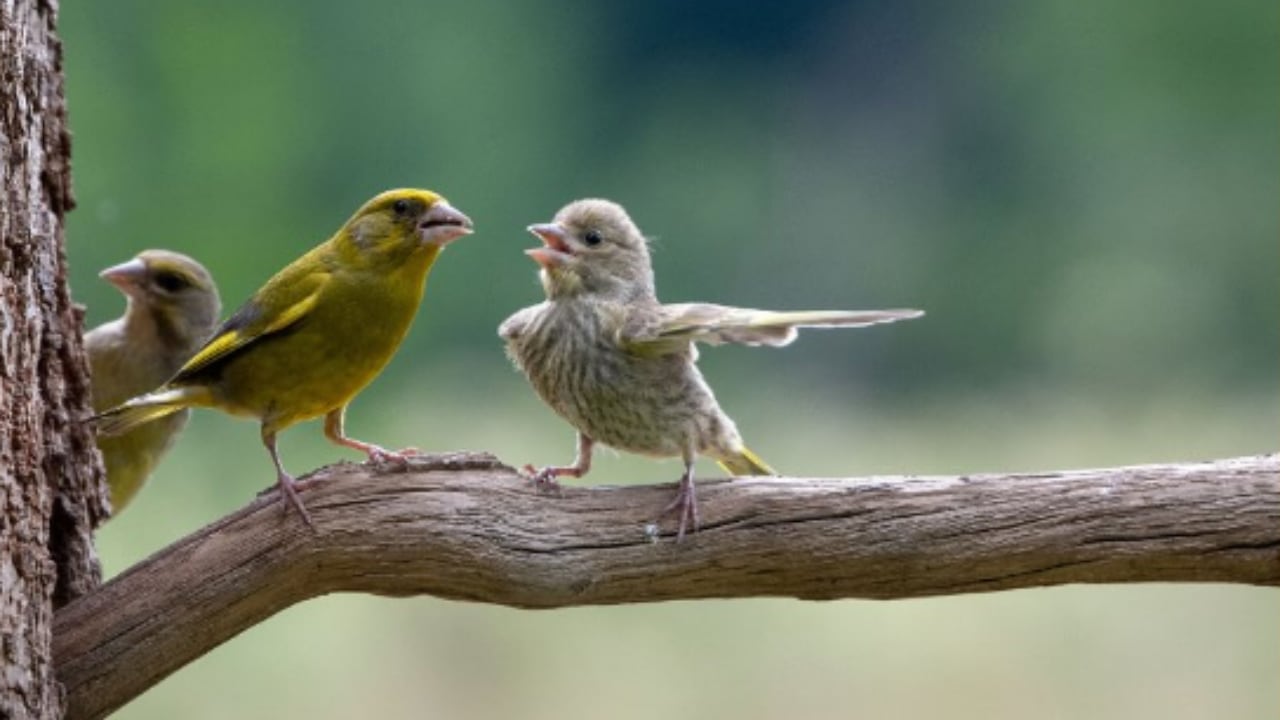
[0,1,105,718]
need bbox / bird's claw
[276,477,315,529]
[659,481,700,541]
[521,464,566,494]
[366,445,420,467]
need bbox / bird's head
[100,250,222,348]
[341,189,473,268]
[525,199,655,300]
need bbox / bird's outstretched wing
[619,303,923,355]
[171,269,331,382]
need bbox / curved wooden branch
[55,453,1279,719]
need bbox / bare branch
[55,453,1280,719]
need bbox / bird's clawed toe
[276,476,315,529]
[521,464,566,494]
[366,445,420,467]
[658,475,700,541]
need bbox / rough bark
[0,1,103,719]
[54,452,1279,720]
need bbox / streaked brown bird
[85,250,221,515]
[500,199,923,539]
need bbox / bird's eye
[393,198,411,216]
[583,230,603,247]
[153,271,189,293]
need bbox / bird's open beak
[525,223,573,268]
[419,202,474,246]
[99,258,147,296]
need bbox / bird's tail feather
[93,386,204,437]
[717,446,776,476]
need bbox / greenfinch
[500,199,922,539]
[95,189,473,526]
[85,250,221,515]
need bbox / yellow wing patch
[175,272,329,379]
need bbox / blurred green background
[64,1,1277,718]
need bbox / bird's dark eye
[393,198,411,216]
[153,271,189,293]
[583,230,603,247]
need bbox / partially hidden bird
[86,250,221,516]
[94,189,473,526]
[500,199,922,539]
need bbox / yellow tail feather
[717,446,776,476]
[93,387,202,437]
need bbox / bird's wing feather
[172,270,331,380]
[620,303,923,354]
[498,304,543,342]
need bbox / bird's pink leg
[324,407,419,465]
[262,426,314,528]
[524,433,594,491]
[659,455,700,541]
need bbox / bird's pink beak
[525,223,573,268]
[419,202,474,247]
[99,258,147,297]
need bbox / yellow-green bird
[500,199,922,539]
[86,250,221,516]
[95,189,473,526]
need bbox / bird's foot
[658,477,700,541]
[330,430,420,468]
[365,445,421,467]
[276,475,315,529]
[521,464,575,494]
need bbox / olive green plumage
[86,250,221,516]
[501,199,922,539]
[94,189,473,526]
